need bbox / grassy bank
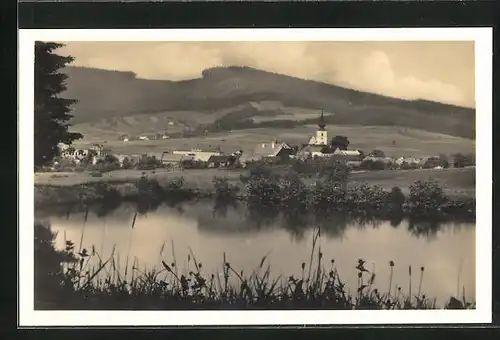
[34,167,475,204]
[34,223,475,310]
[34,166,475,222]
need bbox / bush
[360,159,386,170]
[121,157,134,170]
[213,177,239,201]
[407,180,448,216]
[388,186,406,210]
[137,155,163,170]
[319,160,350,184]
[310,180,346,211]
[278,170,309,210]
[452,153,475,168]
[368,149,386,158]
[135,175,164,202]
[345,184,389,211]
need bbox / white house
[172,148,224,162]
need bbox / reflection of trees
[407,218,441,241]
[246,204,280,229]
[388,211,404,228]
[38,199,473,243]
[314,213,349,239]
[212,200,240,219]
[281,210,310,241]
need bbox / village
[52,111,474,175]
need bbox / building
[160,152,189,167]
[307,110,328,146]
[239,140,294,163]
[298,111,361,160]
[172,148,223,162]
[207,155,234,168]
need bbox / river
[35,200,475,305]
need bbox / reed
[34,223,476,310]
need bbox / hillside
[63,66,475,139]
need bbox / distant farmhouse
[240,140,295,164]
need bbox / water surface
[36,201,475,305]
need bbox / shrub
[388,186,406,211]
[368,149,386,158]
[278,170,309,210]
[310,180,346,211]
[243,175,281,208]
[407,180,448,216]
[135,175,164,202]
[180,159,207,169]
[360,159,386,170]
[137,155,163,170]
[452,153,475,168]
[319,160,350,184]
[345,184,389,211]
[213,176,239,201]
[121,157,134,170]
[93,155,121,173]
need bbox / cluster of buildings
[58,143,112,165]
[56,111,449,171]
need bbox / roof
[160,153,190,163]
[363,156,393,164]
[248,141,292,159]
[174,148,223,154]
[333,149,361,157]
[207,155,233,163]
[299,145,329,154]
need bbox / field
[71,124,475,159]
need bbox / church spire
[318,109,326,131]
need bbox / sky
[59,41,475,108]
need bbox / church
[298,110,361,161]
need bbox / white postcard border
[18,27,492,326]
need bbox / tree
[368,149,386,158]
[452,153,475,168]
[330,135,350,150]
[34,42,82,167]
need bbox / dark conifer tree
[34,42,82,167]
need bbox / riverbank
[34,167,475,207]
[34,222,475,310]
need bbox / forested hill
[63,66,475,139]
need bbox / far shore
[34,167,475,207]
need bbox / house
[207,155,233,168]
[394,157,422,166]
[173,148,224,162]
[297,144,331,160]
[241,140,294,163]
[160,152,190,167]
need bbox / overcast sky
[59,41,475,108]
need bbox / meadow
[71,124,475,159]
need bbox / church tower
[315,110,328,145]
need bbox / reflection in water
[35,200,476,305]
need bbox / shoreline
[34,167,475,208]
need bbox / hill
[63,66,475,139]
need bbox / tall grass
[34,222,475,310]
